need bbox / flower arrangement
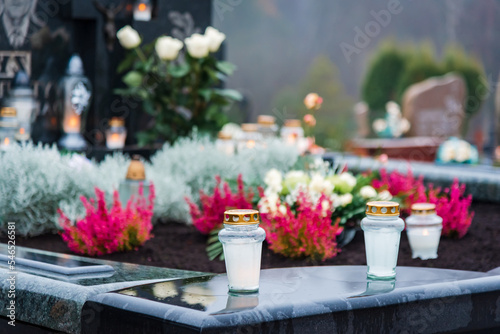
[115,25,242,145]
[372,101,411,138]
[436,137,479,164]
[372,168,474,238]
[186,174,255,260]
[59,183,155,256]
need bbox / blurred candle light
[134,0,152,21]
[106,117,127,149]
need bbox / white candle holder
[237,123,262,152]
[361,201,404,280]
[405,203,442,260]
[215,131,235,155]
[219,209,266,293]
[106,117,127,149]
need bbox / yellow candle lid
[224,209,260,225]
[411,203,436,215]
[365,201,400,216]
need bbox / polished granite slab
[83,266,500,333]
[0,244,208,334]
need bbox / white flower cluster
[372,101,411,138]
[438,137,479,164]
[117,25,226,60]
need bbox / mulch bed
[4,202,499,274]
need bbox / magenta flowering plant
[259,189,342,261]
[59,183,155,256]
[186,174,255,260]
[372,169,474,238]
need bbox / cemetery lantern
[134,0,153,21]
[257,115,278,138]
[218,209,266,293]
[118,156,151,205]
[2,70,38,142]
[0,107,18,150]
[58,54,92,151]
[405,203,443,260]
[237,123,262,151]
[106,117,127,149]
[361,201,404,280]
[215,131,235,155]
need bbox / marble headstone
[402,73,466,138]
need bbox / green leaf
[198,88,213,101]
[123,71,143,88]
[169,63,191,78]
[206,228,224,261]
[213,88,243,101]
[216,61,237,76]
[117,52,137,73]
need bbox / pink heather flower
[259,190,342,261]
[186,174,255,234]
[59,183,155,256]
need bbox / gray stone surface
[0,245,208,334]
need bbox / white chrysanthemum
[339,172,356,189]
[309,173,334,195]
[264,168,283,193]
[339,193,353,207]
[360,185,377,199]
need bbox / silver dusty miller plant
[0,137,300,236]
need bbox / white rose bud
[204,26,226,52]
[360,185,377,199]
[184,33,210,58]
[117,25,141,49]
[155,36,183,61]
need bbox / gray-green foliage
[0,136,300,236]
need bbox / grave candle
[237,123,262,152]
[405,203,442,260]
[361,201,404,280]
[0,107,18,151]
[106,117,127,149]
[215,131,235,155]
[219,209,266,293]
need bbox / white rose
[377,190,393,201]
[440,142,455,162]
[340,193,353,207]
[184,33,210,58]
[204,26,226,52]
[373,119,387,133]
[264,168,283,192]
[386,101,401,116]
[455,141,471,162]
[339,172,357,188]
[155,36,183,61]
[360,185,377,199]
[117,25,141,49]
[309,173,334,195]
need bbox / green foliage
[361,41,407,112]
[442,44,489,120]
[272,55,354,150]
[116,44,241,146]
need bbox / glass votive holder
[106,117,127,149]
[280,119,304,145]
[218,209,266,293]
[257,115,278,138]
[361,201,404,280]
[215,131,235,155]
[405,203,442,260]
[0,107,18,151]
[237,123,262,152]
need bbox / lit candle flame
[110,133,120,141]
[423,229,429,236]
[3,137,9,146]
[246,140,256,148]
[69,116,78,128]
[19,128,25,135]
[138,3,147,11]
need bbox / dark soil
[4,202,500,274]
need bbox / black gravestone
[0,0,212,148]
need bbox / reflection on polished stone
[350,278,396,298]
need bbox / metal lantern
[58,54,92,150]
[2,70,38,142]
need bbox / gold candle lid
[224,209,260,225]
[241,123,259,132]
[284,119,301,127]
[365,201,400,216]
[257,115,275,126]
[109,117,125,127]
[126,155,146,180]
[217,131,232,140]
[411,203,436,215]
[0,107,16,117]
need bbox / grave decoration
[436,136,479,164]
[115,24,242,145]
[406,203,443,260]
